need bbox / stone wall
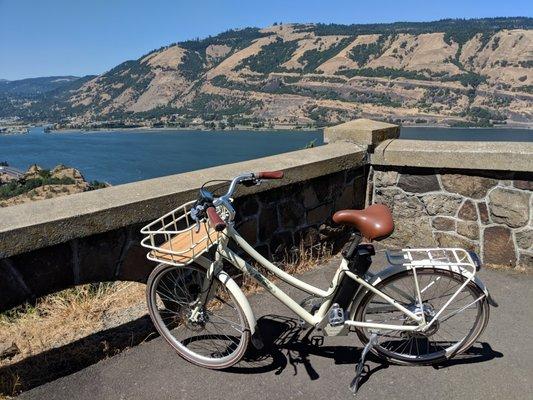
[372,167,532,269]
[232,167,367,261]
[0,166,366,312]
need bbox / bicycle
[141,171,497,394]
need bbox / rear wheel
[147,263,250,369]
[354,269,489,365]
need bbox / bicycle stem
[213,173,255,206]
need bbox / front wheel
[146,263,250,369]
[353,268,490,365]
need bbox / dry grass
[285,241,334,275]
[484,263,531,274]
[0,282,145,397]
[0,282,145,359]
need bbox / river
[0,126,530,185]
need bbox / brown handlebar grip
[206,206,226,232]
[256,171,284,179]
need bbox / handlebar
[255,170,284,179]
[205,170,284,230]
[213,170,285,205]
[206,206,226,232]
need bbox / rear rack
[386,248,478,276]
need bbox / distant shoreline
[1,123,532,137]
[401,123,533,130]
[48,125,320,134]
[42,123,533,134]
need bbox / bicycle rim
[147,263,250,369]
[354,269,489,364]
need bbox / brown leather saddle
[332,204,394,241]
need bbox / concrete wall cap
[0,142,366,258]
[324,118,400,147]
[372,139,533,172]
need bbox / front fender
[217,270,257,335]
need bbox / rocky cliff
[0,164,106,207]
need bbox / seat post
[342,232,362,260]
[330,237,374,317]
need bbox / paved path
[21,257,533,400]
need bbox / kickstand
[349,333,378,395]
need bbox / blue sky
[0,0,531,80]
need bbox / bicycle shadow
[226,314,503,390]
[432,342,503,369]
[226,314,385,379]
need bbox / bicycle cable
[200,179,232,196]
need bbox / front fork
[188,236,227,322]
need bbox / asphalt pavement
[20,256,533,400]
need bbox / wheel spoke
[147,264,248,366]
[359,269,487,363]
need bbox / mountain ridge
[0,76,83,96]
[2,17,532,128]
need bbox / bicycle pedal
[328,303,345,326]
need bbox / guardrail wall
[0,143,367,311]
[370,139,533,268]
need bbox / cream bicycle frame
[208,224,428,333]
[164,173,482,336]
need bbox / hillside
[0,75,95,123]
[2,18,532,128]
[0,76,82,96]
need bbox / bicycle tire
[146,262,250,369]
[352,268,490,365]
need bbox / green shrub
[179,50,205,80]
[305,18,532,38]
[491,36,500,51]
[443,72,487,87]
[298,37,353,72]
[177,93,262,119]
[336,67,430,80]
[303,139,316,149]
[179,27,265,52]
[236,38,299,73]
[468,106,506,121]
[210,75,261,91]
[348,35,387,65]
[518,60,533,68]
[0,176,75,200]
